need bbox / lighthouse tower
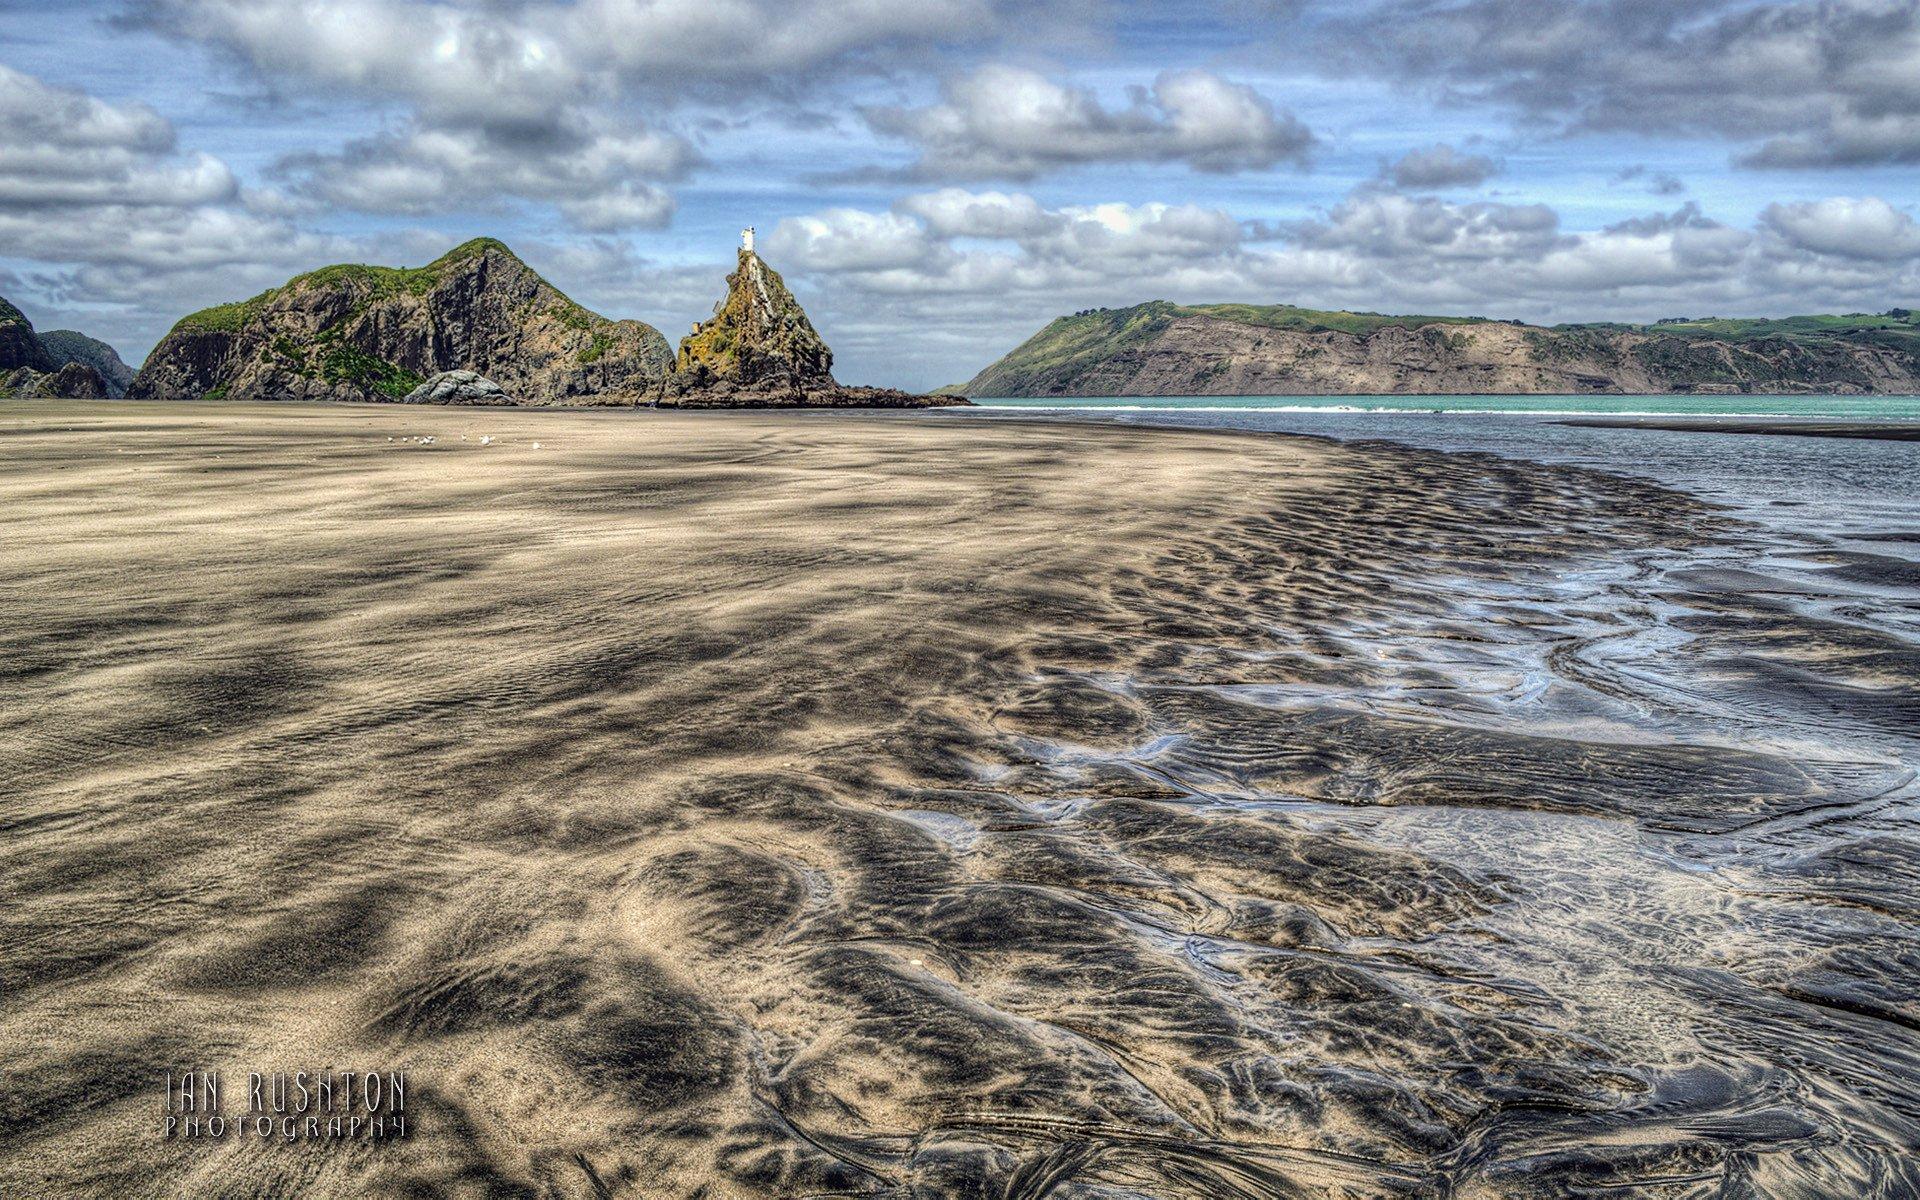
[741,226,755,253]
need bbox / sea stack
[660,230,966,408]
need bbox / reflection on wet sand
[1,402,1914,1196]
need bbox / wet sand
[1,401,1915,1196]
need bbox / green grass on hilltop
[168,237,568,336]
[964,301,1500,393]
[1558,310,1920,356]
[963,300,1920,395]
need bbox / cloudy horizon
[3,0,1919,390]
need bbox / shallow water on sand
[949,406,1920,1193]
[3,402,1917,1196]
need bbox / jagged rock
[0,296,115,398]
[39,330,135,397]
[0,295,59,374]
[662,248,965,409]
[4,361,108,399]
[129,239,673,405]
[404,370,509,405]
[961,301,1920,397]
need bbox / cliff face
[1,296,58,375]
[38,330,135,397]
[129,239,673,405]
[962,302,1920,396]
[664,249,963,408]
[1,295,110,398]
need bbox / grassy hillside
[169,238,600,335]
[960,301,1920,395]
[1560,311,1920,357]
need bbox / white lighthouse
[741,226,755,253]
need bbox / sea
[945,393,1920,542]
[938,393,1920,1189]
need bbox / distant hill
[130,238,675,405]
[956,301,1920,396]
[38,330,135,397]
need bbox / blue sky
[2,0,1918,389]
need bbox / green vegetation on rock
[961,300,1920,397]
[136,237,674,405]
[320,344,423,399]
[170,238,599,336]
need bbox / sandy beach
[2,402,1915,1197]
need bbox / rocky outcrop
[1,296,58,374]
[962,302,1920,396]
[4,362,108,399]
[38,330,135,397]
[129,239,674,405]
[404,370,509,405]
[1,295,115,398]
[661,249,965,409]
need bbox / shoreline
[3,401,1913,1196]
[1559,415,1920,440]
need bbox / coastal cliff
[2,295,111,398]
[960,302,1920,396]
[129,239,674,405]
[663,248,963,408]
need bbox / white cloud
[897,188,1063,238]
[751,186,1920,387]
[863,65,1315,180]
[1760,196,1920,261]
[0,66,238,208]
[1325,0,1920,169]
[284,116,694,230]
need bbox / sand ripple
[1,402,1915,1196]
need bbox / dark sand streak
[0,401,1915,1197]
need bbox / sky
[1,0,1918,390]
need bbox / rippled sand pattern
[1,402,1915,1196]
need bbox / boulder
[404,370,510,406]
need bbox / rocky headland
[127,238,962,409]
[958,301,1920,396]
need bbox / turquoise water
[970,393,1920,418]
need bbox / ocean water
[950,394,1920,541]
[963,392,1920,418]
[937,394,1920,1190]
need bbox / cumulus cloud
[862,65,1315,180]
[1293,191,1563,261]
[135,0,1114,229]
[753,184,1920,387]
[1760,196,1920,260]
[0,66,456,361]
[1319,0,1920,169]
[0,66,237,208]
[1382,143,1500,190]
[281,114,693,230]
[139,0,1081,111]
